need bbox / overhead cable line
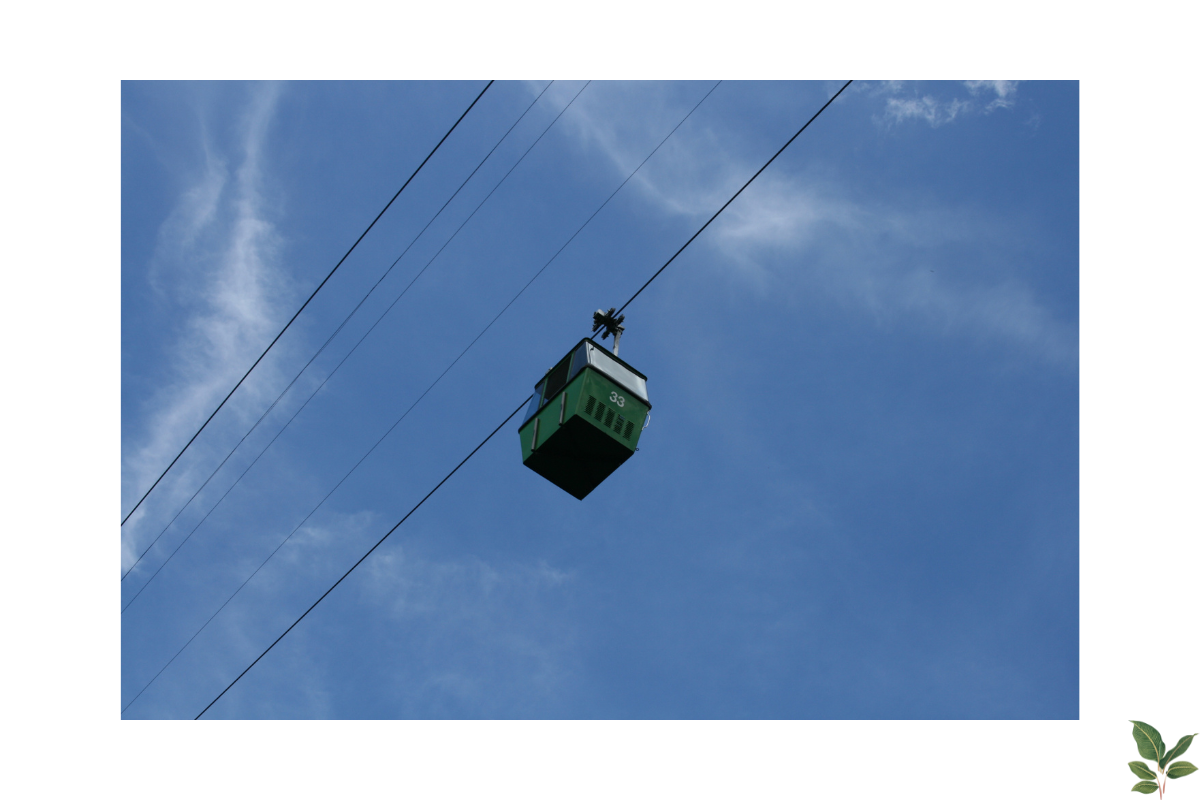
[121,81,555,582]
[193,395,531,719]
[120,80,494,527]
[190,79,850,719]
[614,80,852,317]
[122,81,719,713]
[120,81,592,614]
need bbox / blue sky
[120,80,1078,719]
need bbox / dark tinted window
[569,342,590,381]
[542,354,572,402]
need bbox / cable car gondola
[518,309,650,499]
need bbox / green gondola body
[518,338,650,500]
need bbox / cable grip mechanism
[592,307,626,355]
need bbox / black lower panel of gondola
[523,415,633,500]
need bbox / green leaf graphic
[1132,780,1159,793]
[1132,721,1167,762]
[1163,734,1197,766]
[1167,761,1197,779]
[1130,761,1157,780]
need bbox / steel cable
[191,79,853,719]
[122,81,720,714]
[121,81,554,582]
[615,80,852,317]
[121,81,494,526]
[193,395,532,719]
[120,82,592,616]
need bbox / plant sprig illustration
[1129,721,1197,797]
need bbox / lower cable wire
[125,80,722,715]
[193,395,531,719]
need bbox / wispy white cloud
[710,173,1076,364]
[965,79,1019,111]
[123,83,294,564]
[557,81,742,220]
[555,85,1073,367]
[877,80,1019,127]
[884,95,971,127]
[367,548,570,619]
[359,547,578,717]
[269,508,379,570]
